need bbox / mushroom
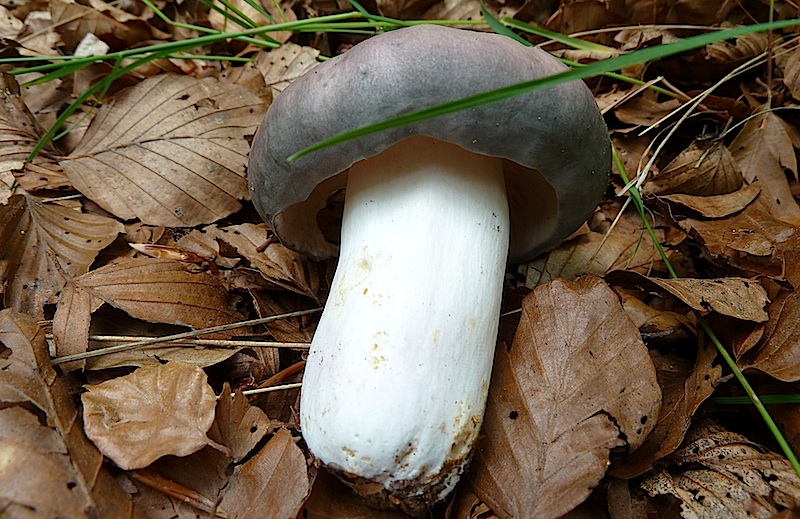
[247,24,611,515]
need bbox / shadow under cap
[248,24,612,263]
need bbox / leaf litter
[3,1,800,518]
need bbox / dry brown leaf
[0,72,69,191]
[610,343,721,478]
[0,194,123,319]
[0,310,141,518]
[744,251,800,381]
[469,276,661,519]
[730,110,800,226]
[545,1,623,35]
[679,195,800,278]
[82,361,225,470]
[641,421,800,516]
[129,469,230,519]
[780,46,800,102]
[373,0,436,18]
[255,43,320,98]
[130,385,274,518]
[645,140,743,196]
[209,385,273,463]
[520,226,668,287]
[448,486,500,519]
[17,9,63,57]
[0,5,22,39]
[50,0,152,51]
[422,0,484,23]
[616,288,693,341]
[301,468,412,519]
[52,257,244,367]
[614,27,681,50]
[705,32,768,62]
[607,271,769,322]
[65,257,241,330]
[611,134,656,178]
[200,223,323,301]
[222,60,272,106]
[60,74,264,227]
[614,90,682,128]
[51,280,101,373]
[252,290,318,343]
[218,427,310,519]
[773,402,800,457]
[659,183,760,218]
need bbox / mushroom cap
[248,24,611,262]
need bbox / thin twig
[242,382,302,396]
[51,308,320,365]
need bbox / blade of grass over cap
[287,17,800,161]
[481,5,676,98]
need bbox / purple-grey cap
[248,24,611,262]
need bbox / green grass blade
[501,17,617,54]
[289,17,800,161]
[710,394,800,404]
[480,3,528,45]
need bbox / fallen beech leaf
[301,469,411,519]
[82,361,224,470]
[54,257,242,340]
[644,139,743,196]
[83,319,244,371]
[209,385,273,463]
[0,194,123,319]
[615,288,693,341]
[706,33,769,62]
[780,46,800,102]
[611,135,655,179]
[0,73,66,190]
[679,196,800,278]
[614,90,682,128]
[470,276,661,519]
[744,250,800,381]
[252,290,317,343]
[772,402,800,457]
[730,110,800,226]
[520,227,668,287]
[641,421,800,516]
[218,428,310,519]
[51,280,101,373]
[51,257,245,370]
[50,0,152,51]
[373,0,431,18]
[255,43,320,98]
[60,74,264,226]
[0,310,139,518]
[422,0,483,26]
[130,469,230,518]
[606,478,653,519]
[659,183,760,218]
[129,384,281,517]
[610,343,722,478]
[202,223,323,301]
[0,5,22,40]
[606,271,769,322]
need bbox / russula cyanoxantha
[247,24,611,516]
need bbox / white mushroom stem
[299,135,510,510]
